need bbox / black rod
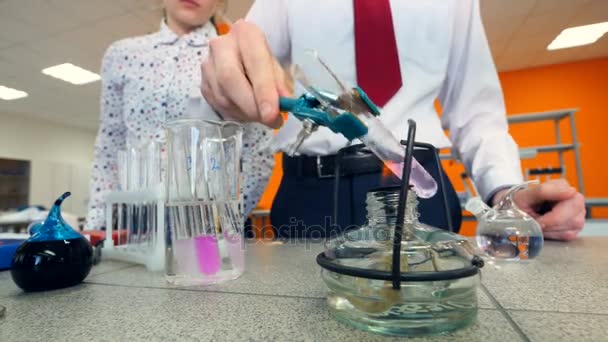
[332,149,343,230]
[433,150,454,232]
[391,119,417,290]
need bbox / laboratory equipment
[102,140,165,271]
[465,181,543,261]
[316,121,484,336]
[278,50,437,199]
[164,119,245,286]
[11,192,93,292]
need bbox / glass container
[11,192,93,291]
[164,119,245,286]
[466,181,544,261]
[318,187,483,336]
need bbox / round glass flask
[466,181,544,261]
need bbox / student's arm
[201,1,291,128]
[438,0,522,203]
[439,0,585,240]
[245,0,292,66]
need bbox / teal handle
[279,97,301,112]
[278,95,368,140]
[354,86,380,116]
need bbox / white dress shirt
[247,0,523,201]
[86,21,274,230]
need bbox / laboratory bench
[0,235,607,341]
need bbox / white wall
[0,111,97,217]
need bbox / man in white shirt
[200,0,585,240]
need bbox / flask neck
[366,188,419,230]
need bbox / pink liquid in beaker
[194,235,221,275]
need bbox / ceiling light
[548,22,608,50]
[42,63,101,85]
[0,85,28,100]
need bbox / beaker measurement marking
[210,157,220,171]
[184,156,220,171]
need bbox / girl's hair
[214,0,230,25]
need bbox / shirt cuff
[484,184,514,206]
[476,167,524,205]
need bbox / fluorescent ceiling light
[548,22,608,50]
[0,85,28,100]
[42,63,100,85]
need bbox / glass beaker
[164,119,245,286]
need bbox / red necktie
[353,0,403,107]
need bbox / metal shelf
[520,143,575,154]
[445,108,598,216]
[440,144,576,160]
[586,198,608,207]
[507,108,576,124]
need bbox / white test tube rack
[102,184,165,271]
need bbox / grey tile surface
[89,259,138,276]
[476,288,494,309]
[89,241,495,309]
[0,283,518,342]
[0,271,17,298]
[89,241,328,298]
[3,237,606,340]
[481,238,608,314]
[509,311,608,342]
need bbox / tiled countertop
[0,237,606,341]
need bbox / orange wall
[257,57,608,220]
[501,57,608,218]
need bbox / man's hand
[201,20,291,128]
[492,179,585,241]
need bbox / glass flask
[164,119,245,286]
[11,192,93,291]
[466,181,543,261]
[318,187,484,336]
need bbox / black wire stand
[317,119,483,287]
[332,137,455,233]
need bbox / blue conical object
[11,192,93,291]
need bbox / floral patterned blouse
[86,21,274,230]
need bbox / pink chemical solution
[194,235,221,275]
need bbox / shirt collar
[156,20,216,47]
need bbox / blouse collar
[156,20,216,47]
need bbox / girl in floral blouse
[86,0,274,229]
